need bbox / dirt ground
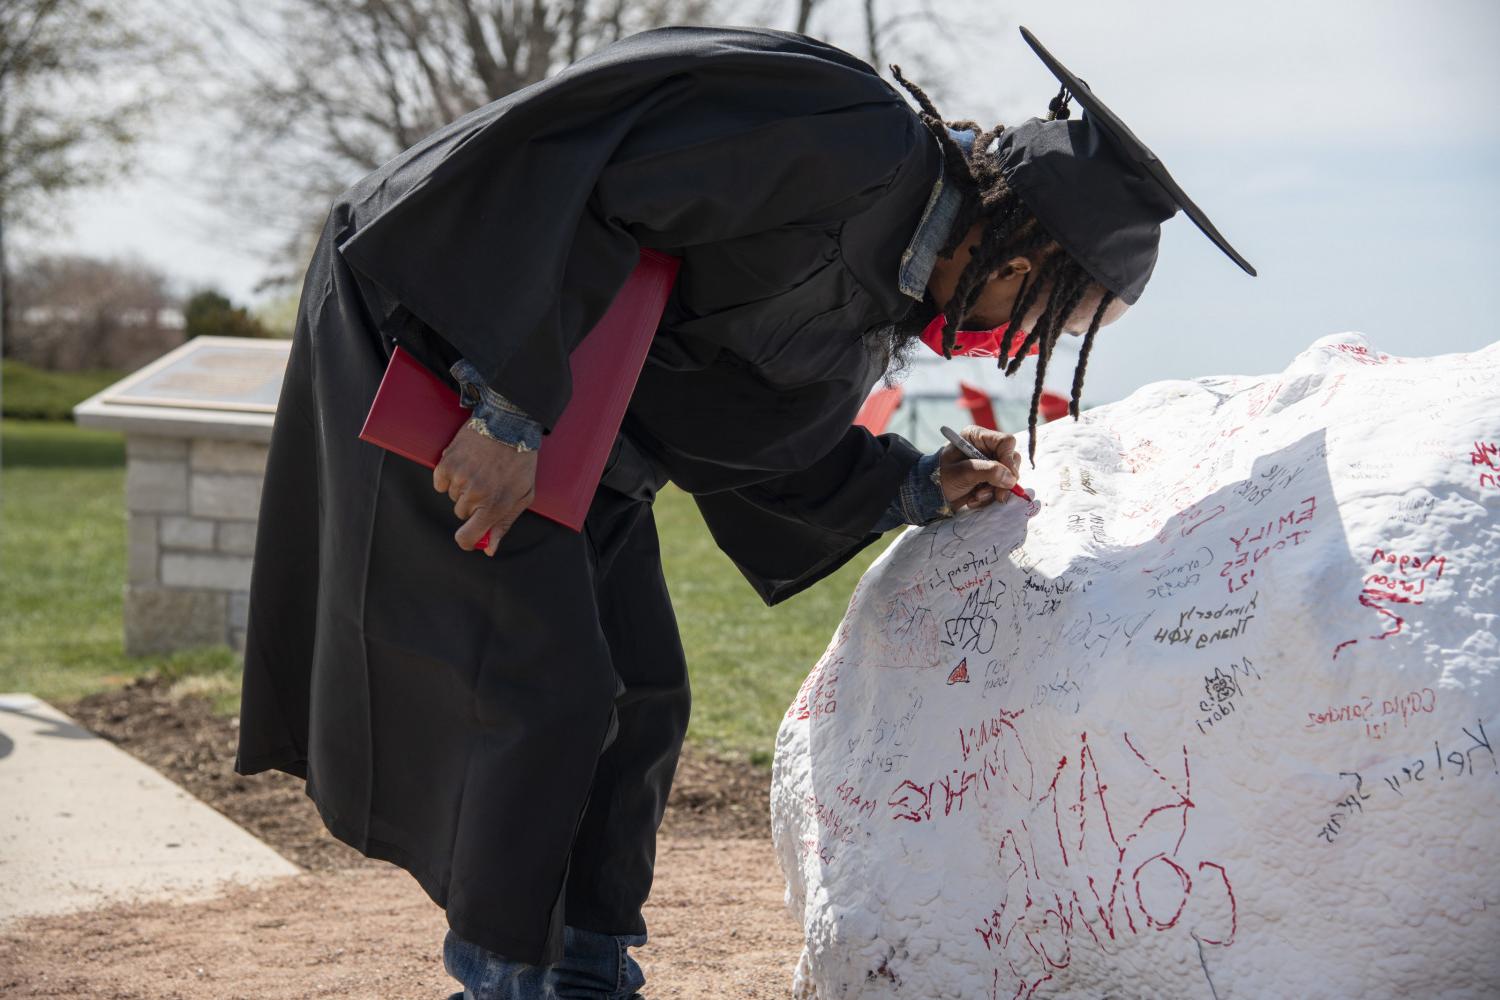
[0,677,803,998]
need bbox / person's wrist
[450,358,543,451]
[922,450,953,520]
[467,404,542,451]
[894,450,951,525]
[465,415,535,452]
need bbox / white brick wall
[160,515,217,550]
[191,439,269,475]
[189,472,263,520]
[124,587,228,656]
[125,435,189,461]
[127,515,158,584]
[126,459,188,513]
[229,591,249,630]
[160,552,255,591]
[216,521,257,556]
[122,432,271,657]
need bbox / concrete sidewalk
[0,692,300,924]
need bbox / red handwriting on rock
[803,792,859,848]
[1178,502,1227,539]
[796,836,834,866]
[1304,688,1437,739]
[958,708,1028,764]
[1121,438,1163,475]
[1330,343,1404,365]
[833,777,879,821]
[1473,440,1499,489]
[1332,548,1450,660]
[1319,373,1346,407]
[787,658,839,721]
[1219,496,1316,594]
[802,776,896,859]
[888,709,1033,823]
[975,732,1235,999]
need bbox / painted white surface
[773,333,1500,999]
[0,694,300,924]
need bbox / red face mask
[918,312,1037,362]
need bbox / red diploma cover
[357,248,680,544]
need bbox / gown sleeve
[693,422,926,606]
[334,27,922,434]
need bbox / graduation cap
[991,25,1257,305]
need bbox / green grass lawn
[653,482,895,763]
[0,417,898,763]
[0,419,243,709]
[2,358,129,420]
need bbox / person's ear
[991,256,1033,283]
[1008,256,1032,276]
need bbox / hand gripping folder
[358,248,681,548]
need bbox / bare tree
[0,0,177,345]
[177,0,980,293]
[860,0,992,78]
[795,0,817,33]
[7,252,181,371]
[181,0,716,292]
[789,0,982,78]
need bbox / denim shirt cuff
[902,449,953,525]
[449,358,543,451]
[872,450,953,532]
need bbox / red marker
[940,425,1029,500]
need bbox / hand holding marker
[940,425,1031,502]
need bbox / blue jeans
[443,925,648,1000]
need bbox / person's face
[933,222,1132,337]
[965,265,1131,336]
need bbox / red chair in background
[854,385,904,434]
[957,381,998,430]
[1038,389,1071,423]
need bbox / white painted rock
[772,333,1500,1000]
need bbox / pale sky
[26,0,1500,404]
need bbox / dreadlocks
[888,64,1118,467]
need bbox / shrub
[183,289,272,340]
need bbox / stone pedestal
[73,336,290,657]
[120,435,266,654]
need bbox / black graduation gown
[234,24,941,965]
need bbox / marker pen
[939,425,1029,501]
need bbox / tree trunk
[0,208,8,356]
[795,0,815,34]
